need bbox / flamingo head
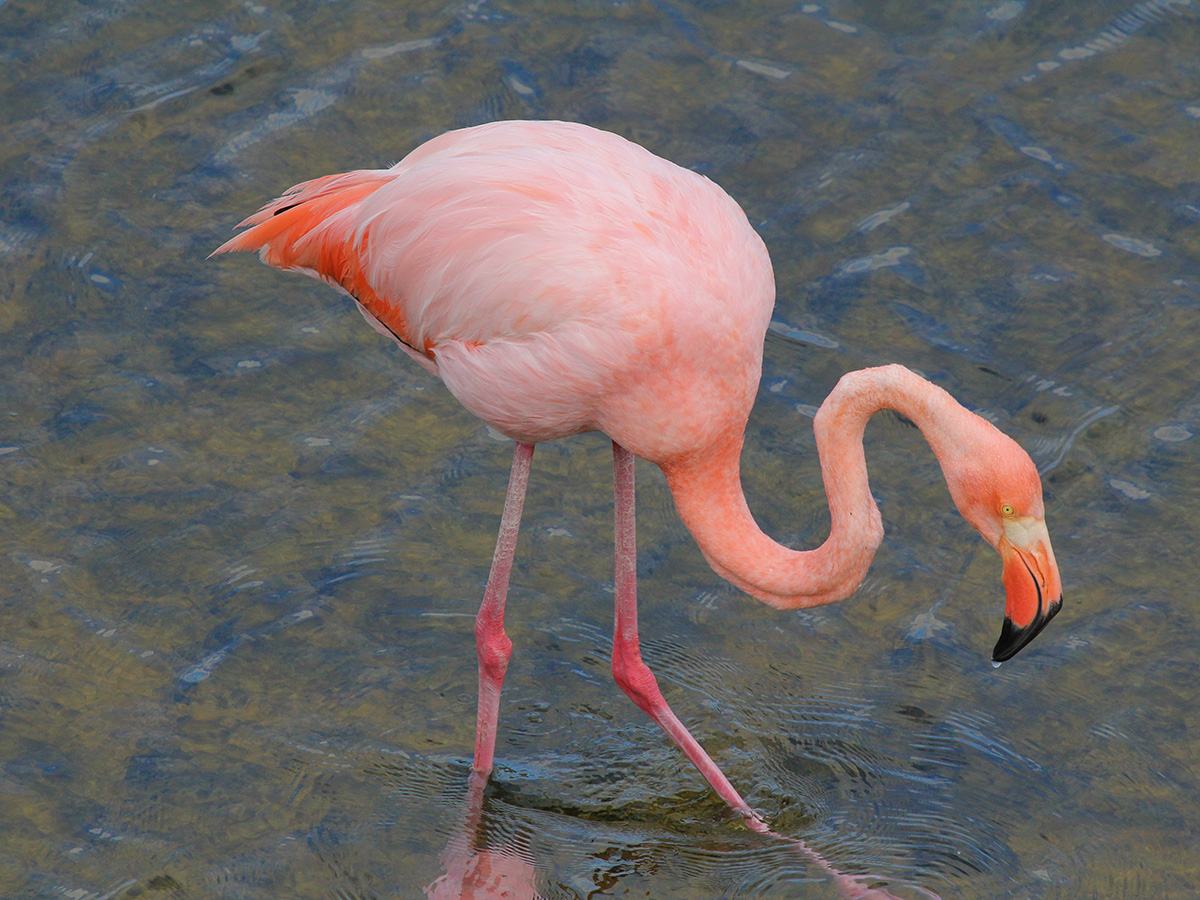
[940,422,1063,662]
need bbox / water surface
[2,1,1199,897]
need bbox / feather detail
[210,170,412,346]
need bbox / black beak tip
[992,596,1063,663]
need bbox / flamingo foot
[738,807,940,900]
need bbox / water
[2,0,1199,897]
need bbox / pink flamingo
[213,119,1062,894]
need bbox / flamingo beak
[993,516,1063,662]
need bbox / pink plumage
[214,120,1062,896]
[215,120,774,457]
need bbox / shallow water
[2,0,1199,897]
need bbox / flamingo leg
[472,440,535,777]
[609,442,932,900]
[610,441,765,827]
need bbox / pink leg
[428,442,545,897]
[610,441,765,826]
[609,442,933,900]
[472,441,534,777]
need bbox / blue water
[2,1,1199,897]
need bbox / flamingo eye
[1000,504,1015,517]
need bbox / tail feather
[210,170,389,271]
[211,169,409,339]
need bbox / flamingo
[212,119,1063,890]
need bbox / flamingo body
[219,120,773,461]
[213,120,1064,895]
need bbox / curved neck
[660,364,972,610]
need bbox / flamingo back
[215,121,776,461]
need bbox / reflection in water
[426,774,543,900]
[2,0,1199,898]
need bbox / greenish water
[2,0,1199,897]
